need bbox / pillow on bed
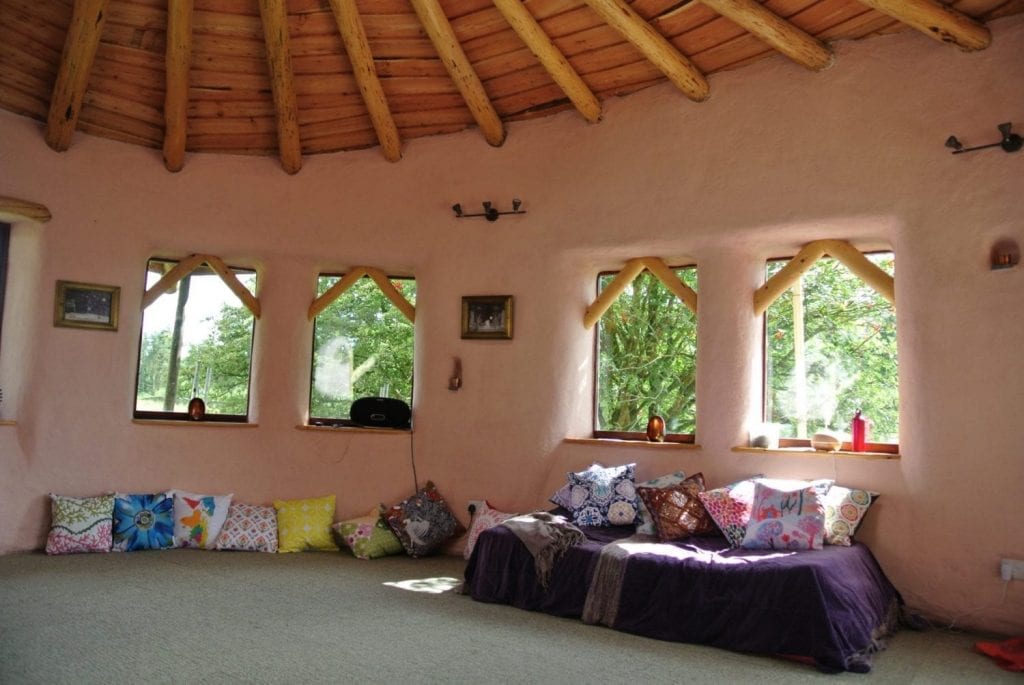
[274,494,337,553]
[698,478,759,548]
[215,503,279,553]
[549,463,602,509]
[823,486,877,546]
[567,463,639,527]
[463,500,516,559]
[635,470,687,535]
[46,493,115,555]
[334,509,404,560]
[637,472,716,541]
[384,481,463,557]
[171,490,233,549]
[112,492,175,552]
[741,480,826,550]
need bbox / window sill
[296,425,412,435]
[132,419,258,428]
[564,438,701,450]
[0,420,16,427]
[731,446,900,460]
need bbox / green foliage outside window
[765,253,897,442]
[135,261,257,418]
[597,268,698,435]
[309,276,415,421]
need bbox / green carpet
[0,550,1016,683]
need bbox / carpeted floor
[0,550,1017,684]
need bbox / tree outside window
[764,253,897,445]
[135,258,257,421]
[595,267,698,440]
[309,275,415,424]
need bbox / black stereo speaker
[350,397,412,429]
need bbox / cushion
[463,500,516,559]
[549,463,602,509]
[46,493,114,555]
[741,480,826,550]
[567,463,639,527]
[698,477,760,548]
[636,473,717,541]
[274,494,337,553]
[823,486,877,546]
[635,470,687,535]
[383,481,462,557]
[112,492,175,552]
[215,503,279,553]
[171,490,233,549]
[333,509,404,560]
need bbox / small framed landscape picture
[462,295,513,340]
[54,280,120,331]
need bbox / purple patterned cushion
[567,463,639,527]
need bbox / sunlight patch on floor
[383,576,461,594]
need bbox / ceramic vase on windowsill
[646,415,665,442]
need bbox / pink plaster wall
[1,17,1022,634]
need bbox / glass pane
[596,268,698,434]
[135,259,256,416]
[310,276,415,420]
[765,253,897,442]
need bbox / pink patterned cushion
[697,478,759,547]
[46,494,114,555]
[741,481,826,550]
[464,500,516,559]
[215,503,278,553]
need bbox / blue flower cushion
[567,463,639,527]
[113,492,175,551]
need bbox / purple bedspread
[464,525,900,672]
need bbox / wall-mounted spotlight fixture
[452,199,525,222]
[945,122,1023,155]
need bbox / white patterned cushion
[46,494,114,555]
[171,490,233,549]
[741,480,826,550]
[823,486,877,546]
[215,503,279,553]
[463,500,516,559]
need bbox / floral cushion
[635,470,687,535]
[215,503,279,553]
[549,463,602,510]
[46,493,114,555]
[567,463,639,527]
[741,481,826,550]
[636,473,716,541]
[823,486,877,546]
[274,494,338,553]
[112,492,175,552]
[384,481,462,557]
[172,490,233,549]
[333,509,404,560]
[463,500,516,559]
[697,478,759,547]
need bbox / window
[0,223,9,351]
[764,252,897,448]
[595,266,698,442]
[309,274,415,426]
[134,258,257,421]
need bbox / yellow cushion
[273,495,337,553]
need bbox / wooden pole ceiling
[14,0,1008,171]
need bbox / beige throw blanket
[500,512,586,589]
[582,534,659,627]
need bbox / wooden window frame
[0,223,9,353]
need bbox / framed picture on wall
[53,280,120,331]
[461,295,513,340]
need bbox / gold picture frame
[461,295,513,340]
[54,280,120,331]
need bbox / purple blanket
[464,525,901,672]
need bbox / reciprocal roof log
[0,0,1018,174]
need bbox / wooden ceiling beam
[44,0,111,151]
[699,0,834,71]
[582,0,709,102]
[327,0,402,162]
[492,0,602,124]
[409,0,506,147]
[257,0,302,174]
[163,0,194,172]
[855,0,990,51]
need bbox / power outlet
[1000,558,1024,581]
